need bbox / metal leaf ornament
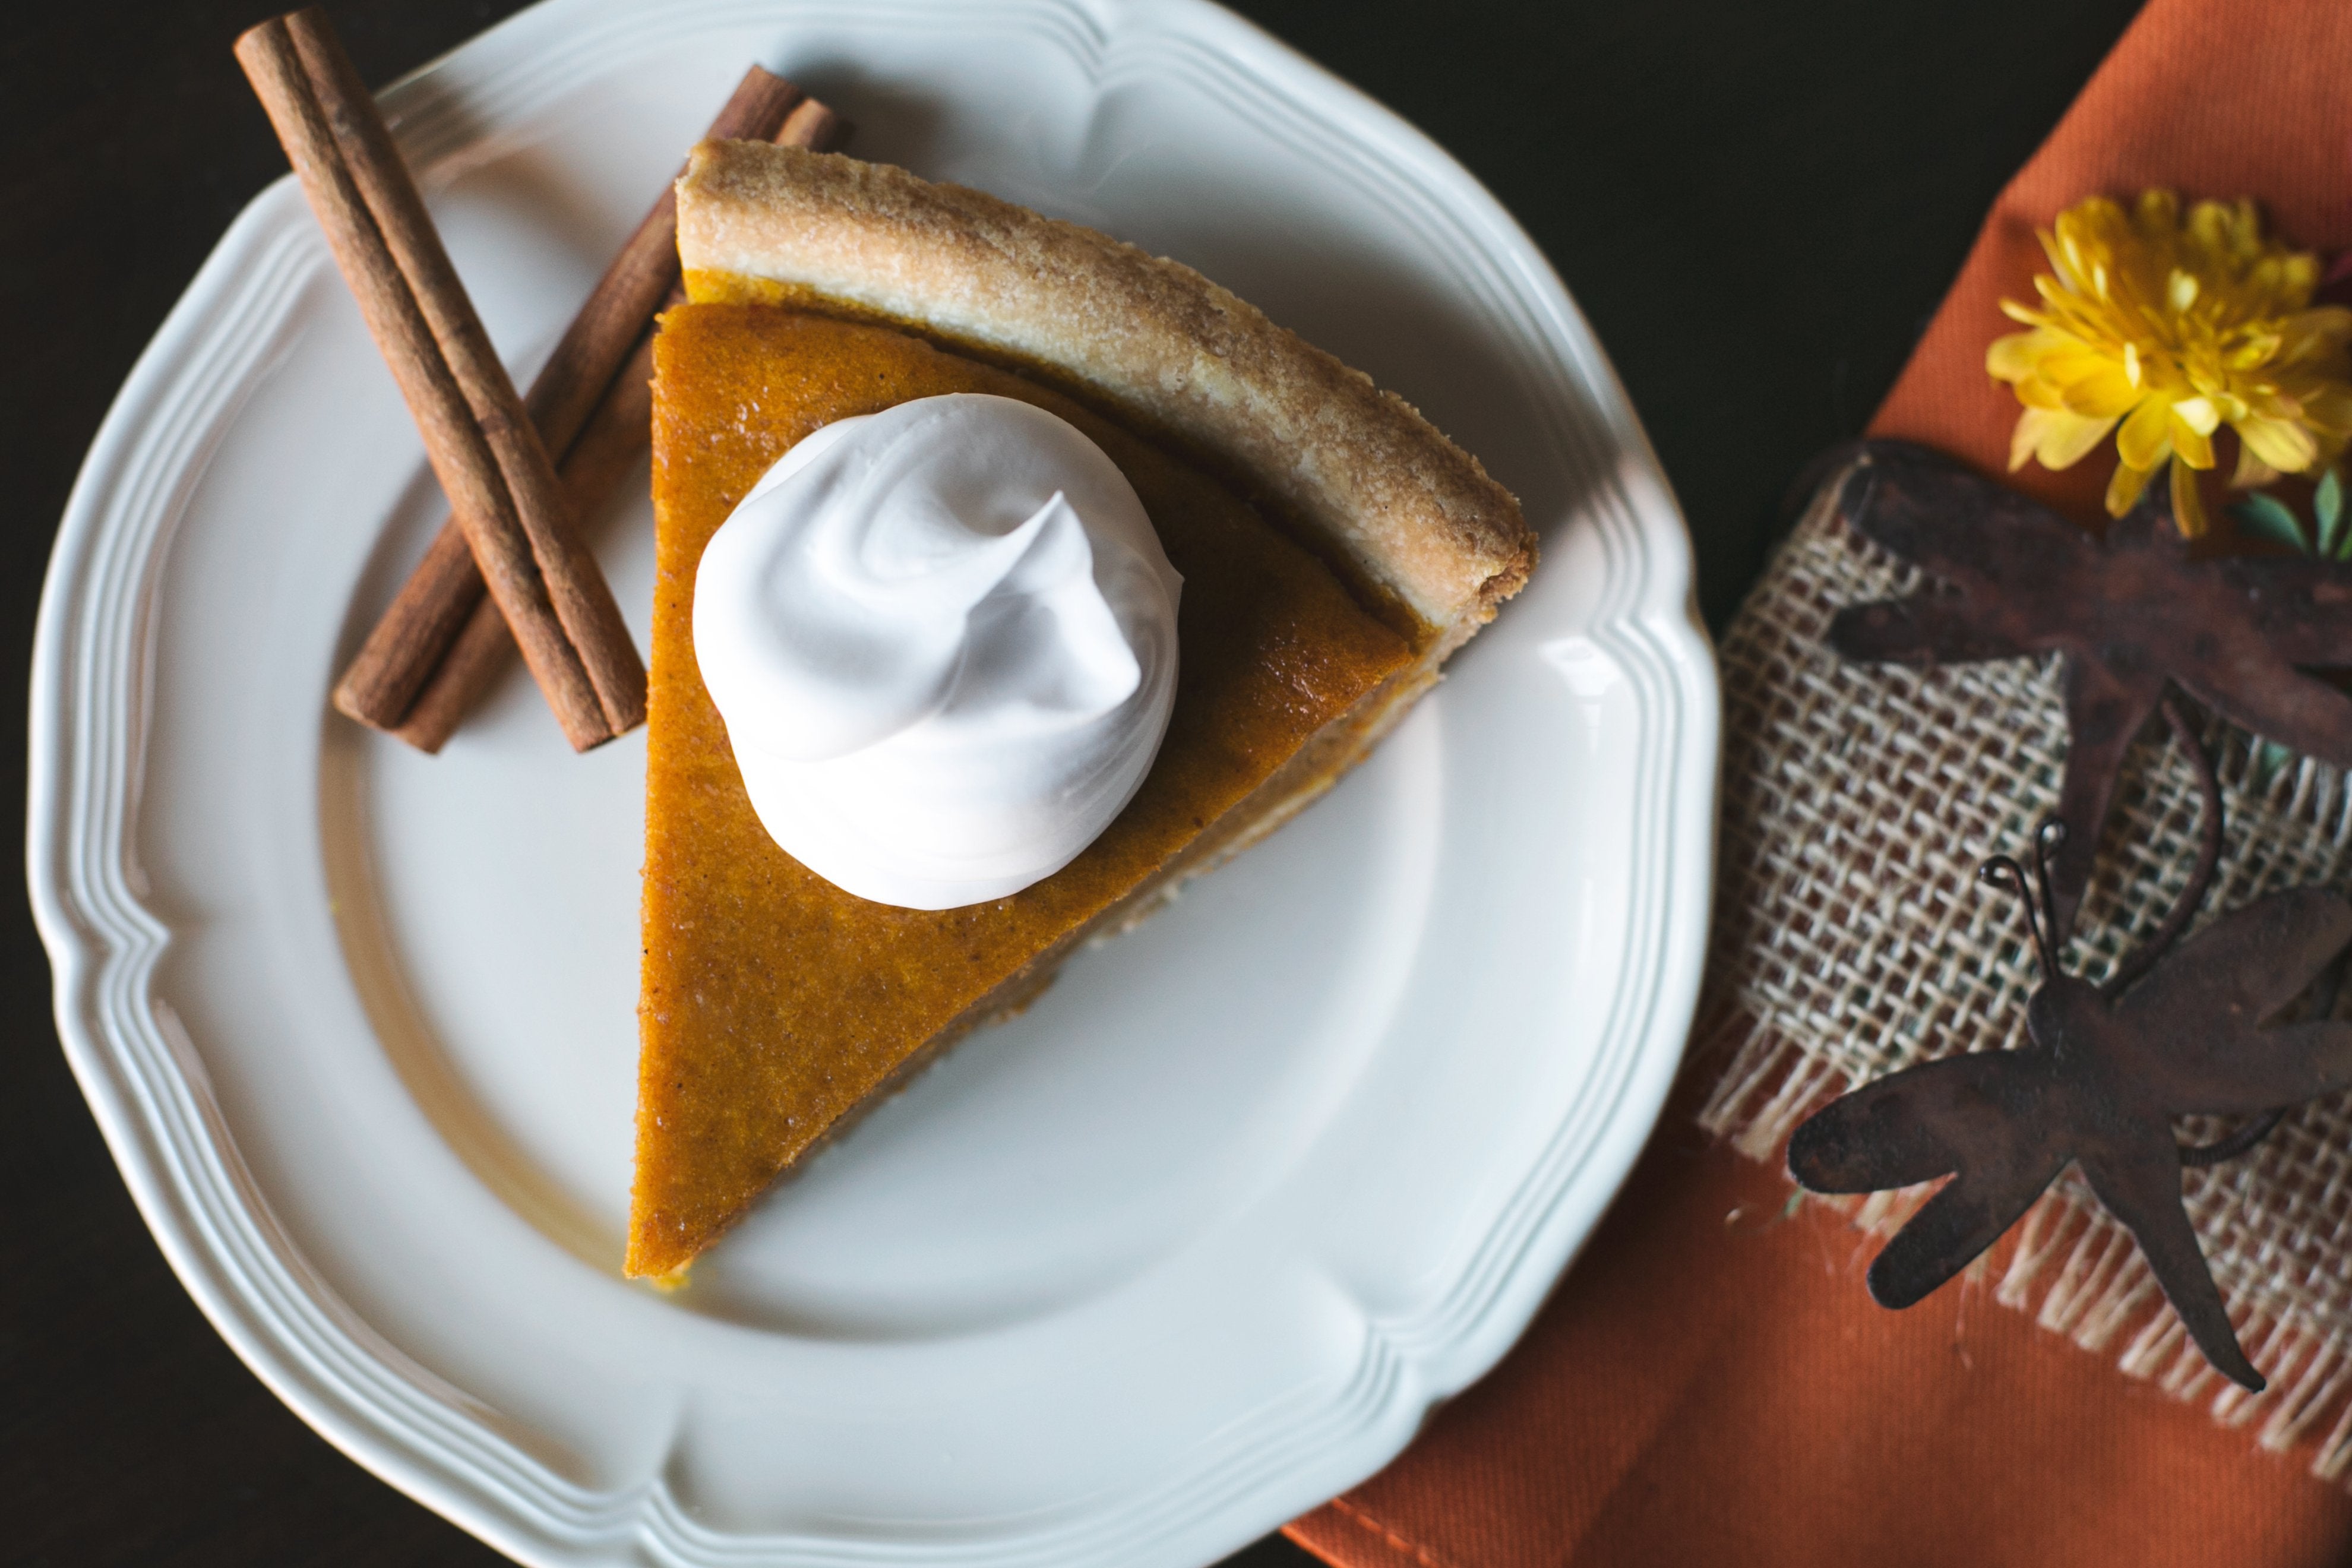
[1788,703,2352,1392]
[1829,439,2352,937]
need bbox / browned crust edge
[675,139,1535,635]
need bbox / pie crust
[676,140,1534,650]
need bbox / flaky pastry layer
[674,139,1534,644]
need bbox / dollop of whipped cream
[694,393,1182,910]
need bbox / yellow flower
[1987,191,2352,536]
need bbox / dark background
[1,1,2141,1563]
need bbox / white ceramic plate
[30,2,1718,1563]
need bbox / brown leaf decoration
[1830,440,2352,935]
[1791,883,2352,1392]
[1787,704,2352,1393]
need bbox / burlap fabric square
[1699,456,2352,1477]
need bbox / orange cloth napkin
[1288,1112,2351,1567]
[1288,0,2352,1561]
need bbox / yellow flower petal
[2170,411,2216,470]
[2107,459,2155,517]
[2288,304,2352,342]
[2231,441,2280,488]
[2239,414,2319,473]
[2008,409,2048,472]
[2301,385,2352,433]
[1987,330,2046,383]
[2116,396,2176,469]
[2012,377,2070,411]
[2036,226,2073,287]
[2036,410,2119,471]
[2035,344,2126,383]
[2062,366,2144,417]
[2225,331,2281,370]
[2171,456,2207,537]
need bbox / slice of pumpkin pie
[627,140,1534,1280]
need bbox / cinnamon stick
[333,48,793,747]
[236,8,641,751]
[284,8,649,744]
[776,95,840,154]
[372,93,845,753]
[521,67,808,492]
[396,330,657,750]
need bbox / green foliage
[2226,468,2352,558]
[2231,489,2310,552]
[2228,473,2347,789]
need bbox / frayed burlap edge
[1697,458,2352,1481]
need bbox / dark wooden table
[1,1,2139,1562]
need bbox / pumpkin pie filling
[630,303,1420,1278]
